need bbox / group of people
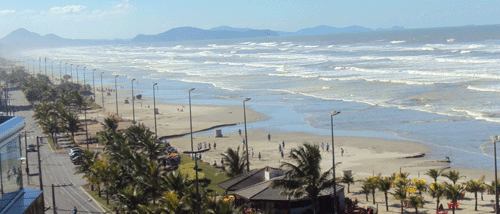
[197,142,216,150]
[320,142,344,156]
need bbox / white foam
[390,40,405,44]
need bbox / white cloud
[50,5,86,14]
[0,9,15,15]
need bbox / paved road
[11,89,109,214]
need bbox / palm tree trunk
[311,199,317,214]
[400,201,403,214]
[347,183,350,193]
[385,192,389,211]
[415,207,418,214]
[452,200,456,214]
[366,193,368,202]
[475,192,478,211]
[436,198,440,212]
[98,185,101,197]
[372,189,376,204]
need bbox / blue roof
[0,188,43,213]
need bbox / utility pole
[25,132,30,185]
[52,184,56,214]
[37,136,43,192]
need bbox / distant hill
[133,27,278,43]
[0,28,126,50]
[209,26,254,32]
[277,25,405,36]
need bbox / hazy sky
[1,0,499,39]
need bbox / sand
[74,87,498,213]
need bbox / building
[0,116,44,214]
[219,166,345,214]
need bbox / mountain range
[0,25,404,50]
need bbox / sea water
[19,25,500,170]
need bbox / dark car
[27,144,37,152]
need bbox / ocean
[19,25,500,170]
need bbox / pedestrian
[252,148,254,158]
[209,142,211,149]
[242,138,245,147]
[72,206,78,214]
[326,144,329,152]
[321,142,325,150]
[279,144,282,153]
[214,142,216,150]
[281,150,284,158]
[282,140,285,149]
[268,133,271,141]
[238,129,242,136]
[221,158,224,165]
[204,142,207,149]
[258,152,261,160]
[341,148,344,156]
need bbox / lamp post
[59,62,62,80]
[65,63,68,76]
[331,111,341,214]
[243,97,251,172]
[76,65,79,84]
[92,69,96,103]
[38,57,41,73]
[131,79,136,124]
[44,57,47,76]
[153,83,158,134]
[83,67,89,149]
[101,72,104,111]
[189,88,195,152]
[51,60,54,78]
[115,75,119,117]
[183,148,210,214]
[491,136,500,214]
[70,64,73,83]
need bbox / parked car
[27,144,37,152]
[72,156,82,165]
[69,148,83,156]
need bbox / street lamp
[153,83,158,134]
[65,63,68,76]
[331,110,341,214]
[92,69,96,103]
[243,97,251,172]
[115,75,119,117]
[491,136,500,214]
[100,72,104,111]
[70,64,73,83]
[76,65,79,84]
[183,148,210,214]
[83,67,89,149]
[189,88,195,152]
[44,57,47,76]
[59,62,62,80]
[131,79,136,124]
[51,60,54,78]
[38,57,41,73]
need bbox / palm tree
[378,177,392,211]
[61,110,80,142]
[38,114,60,145]
[161,172,193,199]
[221,146,246,177]
[425,168,445,183]
[341,173,355,193]
[84,159,105,194]
[115,185,149,213]
[361,183,370,202]
[364,174,380,204]
[428,182,445,212]
[443,182,466,214]
[205,197,244,214]
[465,175,485,211]
[392,187,407,214]
[136,160,164,204]
[103,116,119,132]
[407,195,424,214]
[443,170,462,185]
[414,179,427,195]
[271,143,333,214]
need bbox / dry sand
[74,87,498,213]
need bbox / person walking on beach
[242,139,245,147]
[282,140,285,149]
[268,133,271,141]
[321,142,325,151]
[221,158,224,165]
[326,144,329,152]
[238,129,242,136]
[252,148,254,158]
[279,144,282,153]
[214,142,216,150]
[341,148,344,156]
[281,150,284,158]
[72,206,78,214]
[258,152,261,160]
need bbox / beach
[74,87,499,213]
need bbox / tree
[361,183,370,202]
[465,175,485,211]
[341,173,355,193]
[428,182,445,212]
[136,160,164,204]
[115,185,149,213]
[377,177,392,211]
[443,182,466,214]
[407,195,424,214]
[221,146,246,177]
[271,143,333,214]
[443,170,462,185]
[61,110,80,142]
[161,172,193,199]
[425,168,445,183]
[414,178,427,195]
[364,174,380,204]
[392,187,407,214]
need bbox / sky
[1,0,500,40]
